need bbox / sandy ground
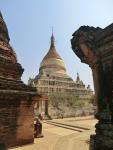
[9,116,97,150]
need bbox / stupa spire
[0,11,3,19]
[50,28,55,49]
[0,11,10,42]
[76,72,80,82]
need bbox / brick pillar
[71,25,113,150]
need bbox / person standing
[34,114,43,138]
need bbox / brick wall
[0,93,35,148]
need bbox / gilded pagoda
[28,33,93,117]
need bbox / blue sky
[1,0,113,89]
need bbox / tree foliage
[50,93,95,109]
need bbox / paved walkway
[9,116,97,150]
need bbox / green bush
[50,93,94,109]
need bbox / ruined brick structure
[0,12,38,148]
[71,24,113,150]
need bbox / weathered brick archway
[71,24,113,150]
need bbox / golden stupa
[29,33,93,96]
[28,33,93,118]
[40,33,67,75]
